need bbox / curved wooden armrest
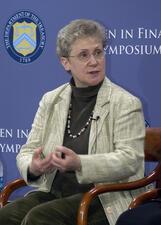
[77,162,161,225]
[129,188,161,209]
[0,179,26,208]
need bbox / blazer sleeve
[16,94,48,186]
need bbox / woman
[0,19,146,225]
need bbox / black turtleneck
[51,79,103,197]
[63,79,102,154]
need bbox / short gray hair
[56,19,107,57]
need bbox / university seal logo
[4,11,46,63]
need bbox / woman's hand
[29,146,82,176]
[51,146,81,172]
[29,148,56,176]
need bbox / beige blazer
[17,77,146,225]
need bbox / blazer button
[106,206,113,214]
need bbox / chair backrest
[144,128,161,187]
[144,128,161,161]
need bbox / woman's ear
[60,57,71,72]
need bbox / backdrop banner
[0,0,161,199]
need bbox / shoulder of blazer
[41,82,71,104]
[99,77,140,107]
[109,80,141,106]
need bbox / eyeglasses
[68,49,105,62]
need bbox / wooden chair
[1,128,161,225]
[77,127,161,225]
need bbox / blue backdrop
[0,0,161,199]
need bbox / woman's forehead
[70,37,103,51]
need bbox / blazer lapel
[50,85,72,147]
[89,78,112,154]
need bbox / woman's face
[60,37,106,87]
